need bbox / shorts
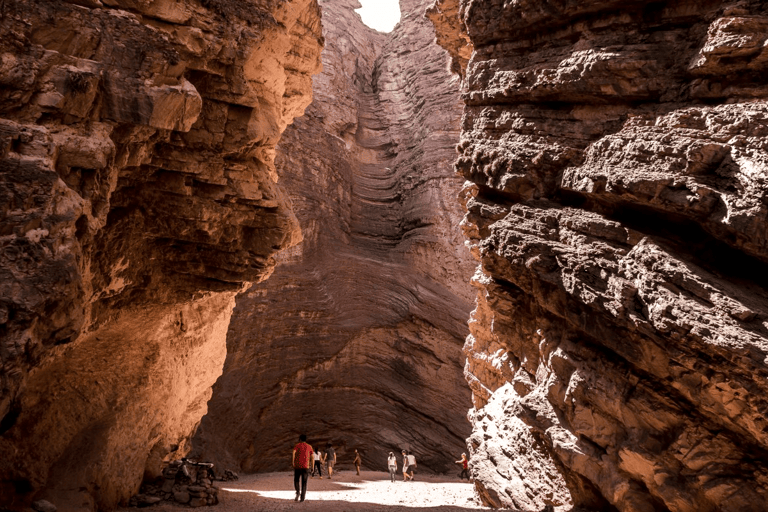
[326,459,334,468]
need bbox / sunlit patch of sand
[216,470,488,510]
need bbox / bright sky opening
[355,0,401,33]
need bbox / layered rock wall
[0,1,322,509]
[193,0,475,473]
[430,0,768,510]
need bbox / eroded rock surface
[430,0,768,510]
[0,1,321,509]
[192,0,475,473]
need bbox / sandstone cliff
[429,0,768,510]
[0,1,322,510]
[192,0,475,474]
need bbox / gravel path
[132,470,488,512]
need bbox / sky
[355,0,401,33]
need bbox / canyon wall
[193,0,475,474]
[0,1,322,510]
[429,0,768,511]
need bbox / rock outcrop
[0,1,322,510]
[192,0,475,474]
[430,0,768,510]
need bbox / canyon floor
[124,471,488,512]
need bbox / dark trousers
[460,468,469,480]
[312,460,322,477]
[294,468,309,500]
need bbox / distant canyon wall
[0,0,322,510]
[429,0,768,511]
[193,0,475,473]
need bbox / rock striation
[192,0,475,474]
[0,0,322,510]
[430,0,768,510]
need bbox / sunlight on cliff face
[355,0,401,32]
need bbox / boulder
[173,491,190,504]
[31,500,57,512]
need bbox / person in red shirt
[455,453,469,480]
[292,434,315,502]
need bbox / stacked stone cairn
[129,460,220,507]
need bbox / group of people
[386,450,418,482]
[291,434,471,502]
[290,436,363,502]
[308,442,336,480]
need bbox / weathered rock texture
[0,1,321,510]
[192,0,475,474]
[430,0,768,510]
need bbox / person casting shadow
[325,442,336,479]
[354,449,362,475]
[292,434,314,502]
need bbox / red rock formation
[430,0,768,510]
[192,0,475,474]
[0,1,321,510]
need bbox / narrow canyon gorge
[1,1,768,512]
[191,0,474,475]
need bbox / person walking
[406,451,417,481]
[325,442,337,479]
[291,434,314,502]
[353,449,362,475]
[387,451,398,482]
[311,446,323,478]
[456,453,469,480]
[401,450,409,481]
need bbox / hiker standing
[387,451,398,482]
[354,449,362,475]
[456,453,469,480]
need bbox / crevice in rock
[564,191,768,289]
[0,403,21,436]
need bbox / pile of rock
[131,482,219,508]
[220,470,239,482]
[129,460,220,507]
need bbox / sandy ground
[132,470,488,512]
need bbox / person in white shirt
[406,452,417,481]
[387,452,398,482]
[311,448,324,478]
